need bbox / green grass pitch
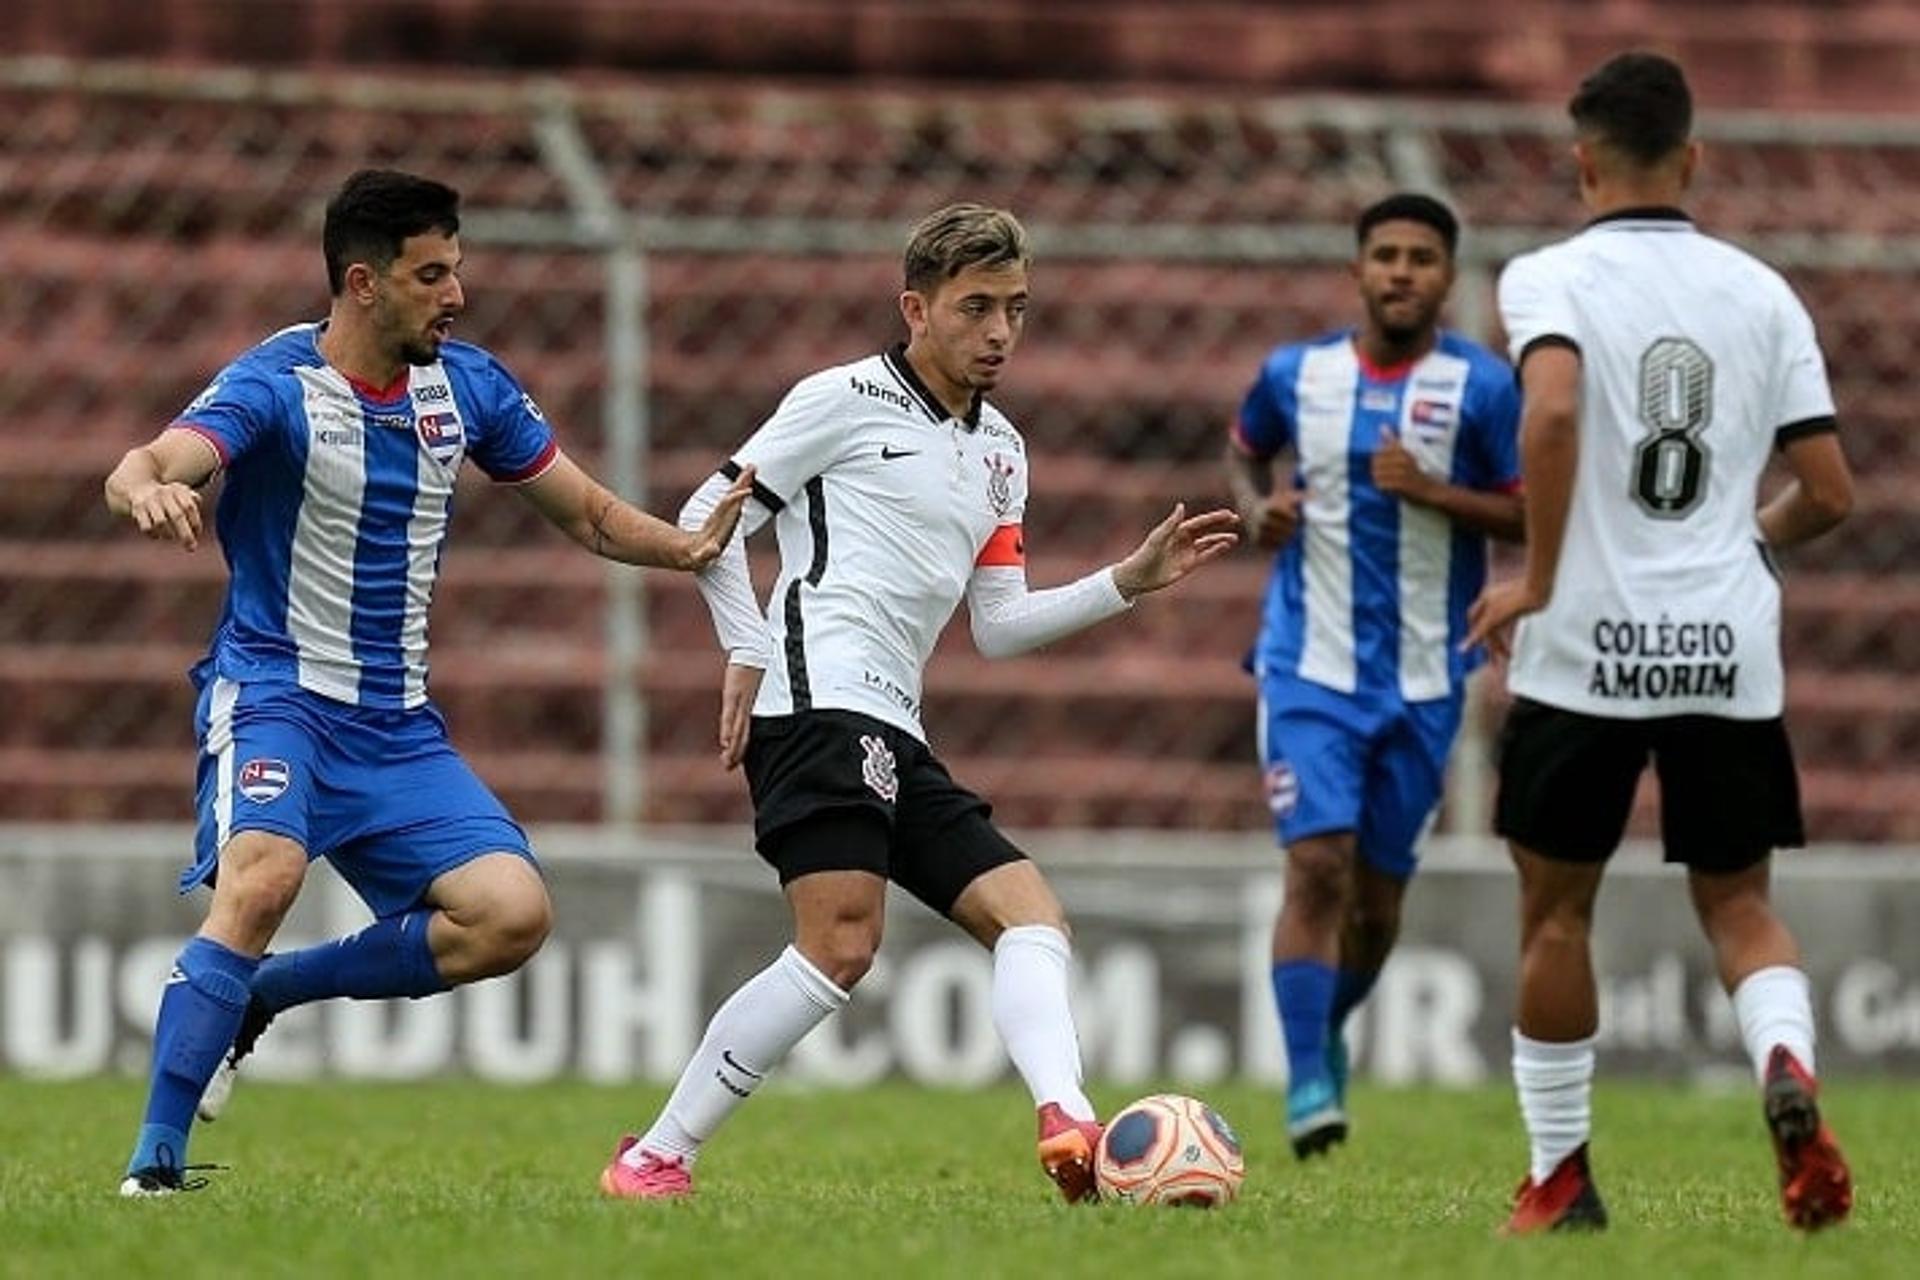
[1,1077,1914,1278]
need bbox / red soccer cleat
[1501,1143,1609,1235]
[1763,1046,1852,1231]
[599,1135,694,1201]
[1036,1102,1105,1204]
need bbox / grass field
[1,1076,1913,1278]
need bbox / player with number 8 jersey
[1497,208,1835,720]
[1465,52,1856,1235]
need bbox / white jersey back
[730,347,1029,739]
[1498,210,1836,719]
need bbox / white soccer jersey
[725,346,1032,737]
[1498,209,1837,719]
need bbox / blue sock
[129,937,258,1175]
[251,909,447,1015]
[1330,966,1382,1031]
[1272,959,1337,1092]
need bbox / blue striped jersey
[176,323,558,709]
[1234,328,1520,703]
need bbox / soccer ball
[1094,1093,1245,1207]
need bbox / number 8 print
[1632,336,1714,518]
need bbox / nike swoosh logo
[879,446,919,461]
[721,1050,765,1081]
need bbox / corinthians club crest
[985,453,1015,516]
[858,734,899,803]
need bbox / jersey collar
[1585,206,1693,230]
[884,343,983,429]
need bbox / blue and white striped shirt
[1235,328,1520,704]
[177,323,557,709]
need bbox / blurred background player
[103,168,752,1195]
[1465,52,1856,1233]
[601,203,1239,1202]
[1225,193,1524,1158]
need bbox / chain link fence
[2,57,1915,837]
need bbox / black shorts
[742,709,1027,916]
[1495,697,1805,872]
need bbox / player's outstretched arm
[104,427,222,552]
[518,452,755,570]
[1111,504,1242,600]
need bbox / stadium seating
[2,61,1916,838]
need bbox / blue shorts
[1257,675,1464,880]
[188,676,536,919]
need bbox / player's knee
[1525,905,1592,951]
[1285,858,1350,926]
[477,888,552,973]
[215,835,306,936]
[808,923,882,990]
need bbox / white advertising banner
[3,826,1918,1083]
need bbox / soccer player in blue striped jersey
[1224,193,1524,1158]
[104,169,753,1196]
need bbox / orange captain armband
[976,523,1026,568]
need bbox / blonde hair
[903,203,1031,293]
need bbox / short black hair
[323,169,461,295]
[1569,52,1693,167]
[1356,193,1458,255]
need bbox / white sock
[992,925,1095,1123]
[1731,965,1816,1083]
[630,945,848,1165]
[1512,1029,1595,1184]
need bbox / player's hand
[718,661,765,770]
[682,465,757,571]
[1241,488,1302,550]
[1371,427,1435,504]
[1463,578,1548,663]
[126,480,205,551]
[1112,504,1241,599]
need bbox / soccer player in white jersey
[600,203,1239,1203]
[1463,54,1856,1233]
[103,170,753,1196]
[1227,194,1524,1159]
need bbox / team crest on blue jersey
[1410,398,1456,434]
[237,757,291,804]
[1263,761,1299,818]
[858,734,899,802]
[985,453,1015,516]
[417,411,464,465]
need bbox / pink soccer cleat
[599,1135,693,1201]
[1036,1102,1105,1204]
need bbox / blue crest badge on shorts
[859,734,899,803]
[1263,761,1299,818]
[237,757,291,805]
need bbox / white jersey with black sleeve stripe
[1497,209,1838,720]
[720,345,1035,741]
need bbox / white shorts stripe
[206,676,241,849]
